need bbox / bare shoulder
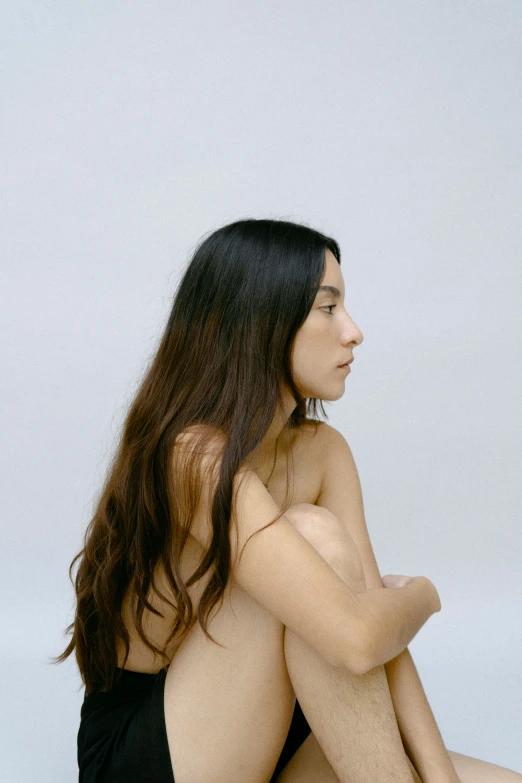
[287,421,344,504]
[303,420,348,455]
[307,422,358,497]
[174,421,329,464]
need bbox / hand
[381,573,415,589]
[382,574,442,613]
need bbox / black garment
[77,667,312,782]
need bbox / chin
[328,389,345,401]
[303,386,345,402]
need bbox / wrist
[415,576,441,614]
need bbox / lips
[338,358,354,367]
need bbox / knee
[284,503,366,587]
[284,502,351,550]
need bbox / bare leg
[282,506,415,783]
[447,749,522,782]
[275,731,423,783]
[163,503,415,783]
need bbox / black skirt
[77,667,312,782]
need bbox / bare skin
[162,503,418,782]
[116,422,522,781]
[118,424,420,782]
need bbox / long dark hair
[50,217,341,694]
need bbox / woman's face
[291,249,364,401]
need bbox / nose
[341,313,364,349]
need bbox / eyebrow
[316,285,341,299]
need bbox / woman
[52,218,515,782]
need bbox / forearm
[385,648,458,782]
[358,579,438,671]
[356,583,457,779]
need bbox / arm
[357,577,441,670]
[175,429,370,673]
[315,425,458,782]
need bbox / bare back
[116,421,325,673]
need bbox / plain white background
[2,2,521,780]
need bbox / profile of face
[291,249,364,401]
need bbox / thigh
[273,732,339,782]
[164,574,296,783]
[447,750,522,782]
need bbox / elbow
[345,647,374,676]
[337,623,374,676]
[352,649,375,675]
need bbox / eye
[320,304,336,315]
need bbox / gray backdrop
[2,1,521,780]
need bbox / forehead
[321,249,344,290]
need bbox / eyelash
[321,305,336,315]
